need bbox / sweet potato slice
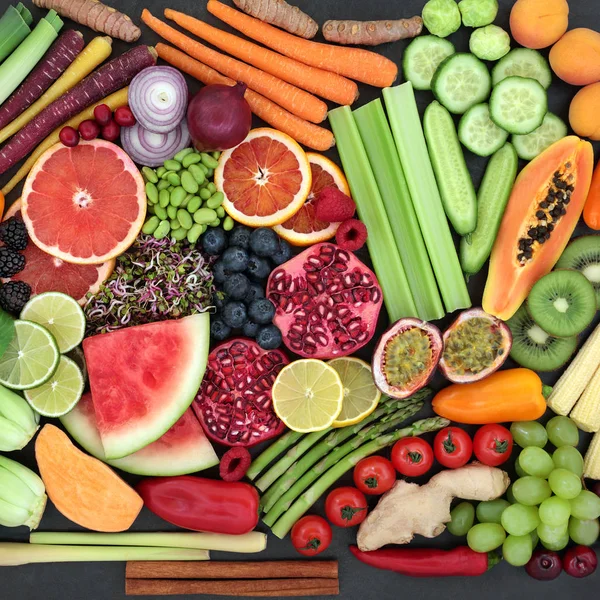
[35,424,143,532]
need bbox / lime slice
[0,320,60,390]
[272,359,343,433]
[20,292,86,353]
[25,355,84,417]
[329,357,381,427]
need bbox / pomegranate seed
[93,104,113,126]
[101,121,121,142]
[78,119,100,141]
[59,126,80,147]
[114,106,136,127]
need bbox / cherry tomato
[353,456,396,495]
[434,427,473,469]
[473,424,513,466]
[291,515,332,556]
[391,438,434,477]
[325,487,368,527]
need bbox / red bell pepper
[349,546,499,577]
[137,476,259,535]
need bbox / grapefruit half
[22,140,146,265]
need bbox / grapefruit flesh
[22,140,146,265]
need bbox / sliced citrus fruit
[21,292,86,354]
[272,359,343,432]
[25,355,84,417]
[0,320,60,390]
[328,357,381,427]
[21,140,146,265]
[215,128,312,227]
[274,153,350,246]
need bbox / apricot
[569,83,600,141]
[550,28,600,86]
[510,0,569,49]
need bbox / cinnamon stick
[126,560,338,580]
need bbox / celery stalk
[329,106,417,321]
[353,99,444,321]
[0,5,32,64]
[383,83,471,314]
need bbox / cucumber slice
[459,103,509,157]
[403,35,455,91]
[492,48,552,89]
[489,76,548,135]
[424,100,477,236]
[512,113,568,161]
[432,53,492,114]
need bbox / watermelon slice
[83,313,210,459]
[61,393,219,476]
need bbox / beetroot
[193,338,288,447]
[220,447,252,481]
[564,546,597,578]
[266,243,382,359]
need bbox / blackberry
[221,246,249,273]
[248,298,275,325]
[242,320,260,338]
[249,228,279,257]
[223,272,250,300]
[256,324,283,350]
[211,318,231,341]
[244,283,265,304]
[272,238,292,265]
[222,301,247,329]
[0,281,31,314]
[246,255,271,281]
[0,218,28,251]
[228,225,252,249]
[0,247,25,277]
[202,228,227,256]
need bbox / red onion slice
[129,66,188,134]
[121,120,190,167]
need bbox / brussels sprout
[422,0,461,38]
[470,25,511,61]
[459,0,499,27]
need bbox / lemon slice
[329,357,381,427]
[272,359,343,432]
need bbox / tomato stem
[408,451,423,464]
[364,477,379,489]
[341,505,366,522]
[442,431,456,454]
[301,537,321,551]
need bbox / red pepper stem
[487,552,502,570]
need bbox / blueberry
[213,290,228,311]
[221,246,249,273]
[271,238,292,265]
[243,320,260,338]
[248,298,275,325]
[228,225,252,249]
[222,301,248,329]
[223,272,250,300]
[202,228,228,256]
[246,254,271,281]
[212,259,231,284]
[256,325,283,350]
[211,318,231,341]
[250,227,279,257]
[244,282,265,304]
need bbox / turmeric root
[356,463,510,551]
[32,0,141,42]
[323,17,423,46]
[232,0,318,39]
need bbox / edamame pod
[174,148,194,162]
[223,216,235,231]
[181,170,199,194]
[170,187,187,207]
[171,227,188,241]
[164,159,182,172]
[167,173,181,187]
[170,218,180,229]
[182,152,202,168]
[207,182,217,194]
[187,223,204,244]
[157,179,170,191]
[167,205,178,220]
[156,166,167,178]
[216,206,225,218]
[159,189,170,208]
[145,182,158,204]
[206,192,225,209]
[142,167,158,183]
[187,196,202,213]
[201,153,219,169]
[188,164,206,186]
[142,216,160,234]
[177,209,193,230]
[154,220,171,239]
[193,208,218,224]
[154,205,168,221]
[199,188,211,200]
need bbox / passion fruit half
[439,308,512,384]
[372,318,443,399]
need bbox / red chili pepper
[349,546,499,577]
[137,476,259,535]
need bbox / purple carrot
[0,30,85,132]
[0,45,157,175]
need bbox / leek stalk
[0,384,39,451]
[0,4,32,64]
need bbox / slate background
[1,0,599,598]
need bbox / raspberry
[336,219,368,252]
[315,187,355,222]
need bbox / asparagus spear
[270,416,450,539]
[246,430,304,481]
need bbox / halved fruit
[372,319,443,399]
[556,235,600,308]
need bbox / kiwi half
[506,305,577,371]
[556,235,600,308]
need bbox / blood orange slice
[215,128,312,227]
[274,153,350,246]
[21,140,146,265]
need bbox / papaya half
[483,136,594,320]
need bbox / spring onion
[383,83,471,314]
[0,383,39,451]
[0,4,32,64]
[329,105,417,321]
[353,99,444,321]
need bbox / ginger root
[32,0,141,43]
[232,0,318,39]
[357,463,510,551]
[322,17,423,46]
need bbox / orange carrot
[206,0,398,87]
[141,9,327,124]
[163,8,358,106]
[156,44,334,152]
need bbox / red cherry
[93,104,112,126]
[101,121,121,142]
[78,120,100,141]
[113,106,136,127]
[59,126,80,147]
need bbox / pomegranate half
[266,243,383,359]
[193,338,288,447]
[372,318,443,399]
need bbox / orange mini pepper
[583,160,600,230]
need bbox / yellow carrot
[1,87,128,196]
[0,36,113,145]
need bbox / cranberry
[93,104,112,126]
[114,106,136,127]
[101,121,121,142]
[564,546,598,578]
[525,550,562,581]
[78,119,100,141]
[59,126,80,147]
